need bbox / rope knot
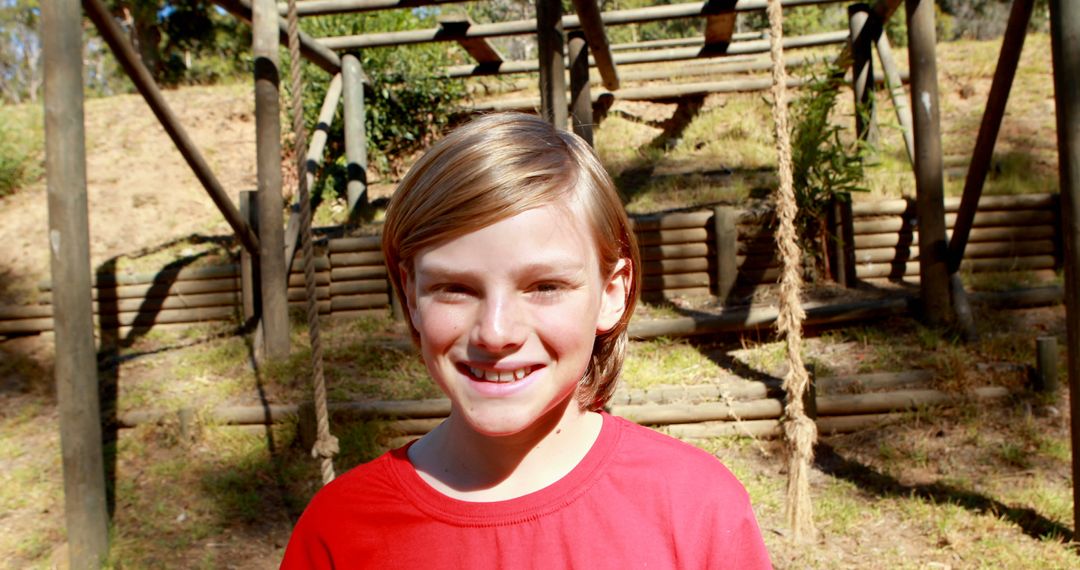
[311,434,340,459]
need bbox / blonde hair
[382,113,640,411]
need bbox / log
[117,398,453,427]
[0,304,54,319]
[630,210,712,231]
[855,240,1056,263]
[329,280,389,296]
[608,382,769,407]
[855,255,1056,278]
[328,235,382,253]
[640,257,710,276]
[613,385,1008,426]
[643,286,713,299]
[287,272,330,286]
[639,243,710,261]
[851,193,1056,216]
[330,251,386,266]
[642,272,711,291]
[851,209,1054,234]
[816,370,933,393]
[86,277,240,301]
[330,293,391,311]
[286,287,330,302]
[853,225,1057,248]
[40,264,240,291]
[331,266,389,281]
[665,413,906,438]
[628,297,910,339]
[634,228,709,246]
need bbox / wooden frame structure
[35,0,1080,564]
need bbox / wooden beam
[611,32,763,51]
[848,3,879,145]
[253,0,290,359]
[874,18,915,165]
[906,0,951,325]
[948,0,1035,271]
[343,55,369,222]
[438,17,503,67]
[1048,0,1080,542]
[319,0,843,50]
[569,32,594,144]
[570,0,619,90]
[445,31,847,78]
[834,0,903,70]
[537,0,567,128]
[279,0,469,17]
[41,0,110,565]
[703,0,738,55]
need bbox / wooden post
[873,19,915,166]
[568,0,619,90]
[240,190,258,323]
[848,3,878,145]
[905,0,951,325]
[947,0,1035,271]
[342,54,369,223]
[713,206,738,305]
[536,0,567,129]
[1048,0,1080,542]
[568,31,593,145]
[829,195,856,287]
[1035,336,1059,393]
[41,0,110,566]
[253,0,290,359]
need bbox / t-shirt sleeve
[279,504,335,570]
[717,487,772,569]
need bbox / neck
[408,399,603,502]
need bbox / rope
[287,0,338,485]
[765,0,816,541]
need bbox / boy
[281,113,772,568]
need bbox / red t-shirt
[281,413,772,569]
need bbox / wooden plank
[640,257,710,276]
[328,234,382,252]
[329,280,389,296]
[852,193,1056,215]
[569,0,619,90]
[642,272,710,291]
[331,266,389,281]
[330,250,385,266]
[89,278,240,301]
[639,243,710,261]
[630,210,712,231]
[331,293,391,311]
[439,17,503,66]
[853,225,1057,248]
[288,272,330,286]
[635,228,709,246]
[855,255,1056,278]
[852,209,1055,234]
[641,286,713,300]
[855,240,1055,263]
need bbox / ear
[596,258,631,334]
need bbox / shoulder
[607,414,748,498]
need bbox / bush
[291,11,467,204]
[0,105,43,197]
[789,66,869,279]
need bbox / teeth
[468,366,532,382]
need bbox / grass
[0,102,44,197]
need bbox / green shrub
[0,105,43,197]
[789,66,869,279]
[292,11,466,203]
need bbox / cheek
[415,302,470,348]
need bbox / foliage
[0,103,42,196]
[294,12,466,198]
[789,66,868,279]
[0,0,41,104]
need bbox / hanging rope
[286,0,338,485]
[764,0,816,541]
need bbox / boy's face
[403,203,629,437]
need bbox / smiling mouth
[462,364,540,383]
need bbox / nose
[472,290,526,353]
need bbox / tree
[0,0,42,104]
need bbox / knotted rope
[286,0,338,485]
[765,0,817,541]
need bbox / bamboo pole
[906,0,951,325]
[254,0,290,359]
[948,0,1036,272]
[41,0,109,564]
[1048,0,1080,542]
[82,0,259,255]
